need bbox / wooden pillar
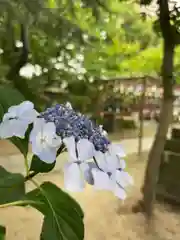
[138,78,146,156]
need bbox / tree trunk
[142,42,175,217]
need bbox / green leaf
[25,182,84,240]
[0,225,6,240]
[0,86,30,157]
[9,136,29,158]
[30,155,56,173]
[48,0,56,8]
[0,166,25,204]
[9,123,32,157]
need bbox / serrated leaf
[0,86,30,157]
[25,182,84,240]
[0,166,25,204]
[30,155,56,173]
[0,225,6,240]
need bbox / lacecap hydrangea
[0,101,133,199]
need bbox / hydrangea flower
[92,149,133,199]
[63,136,95,191]
[0,101,38,138]
[39,104,110,152]
[30,118,62,163]
[0,100,133,200]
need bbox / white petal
[79,162,89,173]
[44,121,56,136]
[2,112,16,122]
[43,122,62,148]
[0,119,28,139]
[83,162,97,185]
[32,142,57,163]
[12,120,29,138]
[113,184,127,200]
[6,105,20,118]
[50,136,62,149]
[8,101,37,124]
[91,168,111,190]
[95,150,120,173]
[20,109,38,123]
[64,163,85,191]
[6,101,34,121]
[18,101,34,115]
[63,136,77,162]
[30,118,61,162]
[115,170,134,188]
[104,151,120,172]
[94,151,108,172]
[77,139,95,161]
[109,143,126,158]
[30,118,45,142]
[7,105,19,114]
[119,159,126,170]
[0,121,14,138]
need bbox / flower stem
[24,156,30,176]
[25,171,38,181]
[0,200,41,209]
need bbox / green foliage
[121,44,162,77]
[0,166,25,204]
[0,167,85,239]
[48,0,56,8]
[0,0,161,112]
[30,155,56,173]
[0,226,6,240]
[25,182,84,240]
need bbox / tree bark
[136,0,178,218]
[142,42,175,217]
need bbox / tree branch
[5,23,42,108]
[96,75,160,84]
[159,0,171,41]
[159,0,180,46]
[6,23,29,80]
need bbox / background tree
[135,0,180,218]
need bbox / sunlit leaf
[48,0,56,9]
[25,182,84,240]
